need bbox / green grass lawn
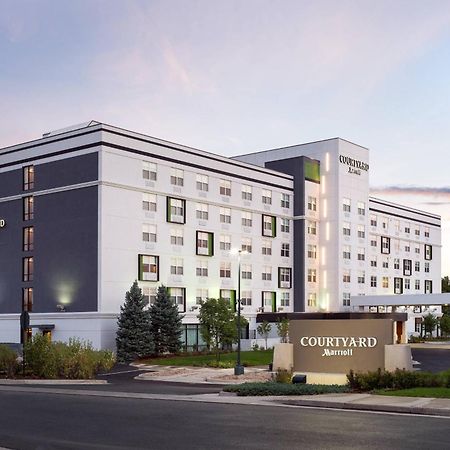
[139,349,273,367]
[375,387,450,399]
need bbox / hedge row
[223,382,350,396]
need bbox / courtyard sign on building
[0,219,5,228]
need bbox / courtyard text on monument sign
[299,336,378,357]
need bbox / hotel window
[241,211,252,227]
[425,244,432,260]
[281,218,290,233]
[342,198,351,212]
[394,258,400,270]
[343,293,351,307]
[415,261,420,272]
[403,279,410,290]
[424,227,430,238]
[415,280,420,290]
[23,165,35,190]
[262,215,276,237]
[196,288,208,305]
[220,289,236,311]
[242,185,252,201]
[23,257,34,282]
[168,287,186,310]
[308,196,317,211]
[342,245,351,260]
[170,168,184,186]
[262,240,272,256]
[143,224,157,243]
[23,196,34,221]
[219,234,231,251]
[415,245,420,255]
[370,215,377,227]
[241,264,252,280]
[357,201,365,216]
[308,293,317,307]
[394,239,400,252]
[370,258,377,267]
[170,228,184,246]
[23,227,34,251]
[404,224,410,234]
[196,203,209,220]
[262,266,272,281]
[138,255,159,281]
[281,243,290,257]
[394,277,403,294]
[403,259,412,276]
[281,193,290,209]
[262,189,272,205]
[370,239,377,247]
[196,174,209,191]
[23,287,33,312]
[382,277,389,289]
[370,276,377,288]
[358,271,365,284]
[381,258,388,268]
[343,222,351,236]
[307,221,317,235]
[220,179,231,196]
[220,207,231,224]
[425,280,432,294]
[394,220,400,232]
[308,244,317,259]
[381,236,390,254]
[170,257,184,275]
[425,262,430,273]
[143,162,157,181]
[343,270,350,283]
[381,218,388,229]
[415,227,420,236]
[196,231,214,256]
[280,292,290,307]
[278,267,292,288]
[262,291,276,311]
[308,269,317,283]
[241,237,252,253]
[142,287,157,307]
[357,248,365,261]
[241,291,252,306]
[166,197,185,224]
[357,225,365,239]
[404,244,410,253]
[196,260,208,277]
[143,193,157,212]
[220,261,231,278]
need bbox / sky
[1,0,449,275]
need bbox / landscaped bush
[24,335,115,379]
[0,345,18,378]
[274,369,293,383]
[223,382,350,396]
[347,368,449,392]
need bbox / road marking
[98,369,147,376]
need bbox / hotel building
[0,122,442,349]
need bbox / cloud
[370,185,450,197]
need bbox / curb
[0,379,108,385]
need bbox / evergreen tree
[149,285,184,355]
[116,280,153,363]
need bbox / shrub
[274,368,293,383]
[223,382,350,396]
[0,345,18,378]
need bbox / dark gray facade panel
[266,157,308,312]
[0,199,25,313]
[0,168,22,198]
[36,152,98,191]
[33,187,98,313]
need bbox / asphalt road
[0,390,449,450]
[411,348,450,372]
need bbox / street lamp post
[235,250,244,375]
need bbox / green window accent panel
[208,232,214,256]
[304,159,320,183]
[231,290,237,312]
[271,216,277,238]
[271,292,277,312]
[166,197,171,222]
[138,254,144,280]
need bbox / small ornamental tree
[198,298,237,361]
[440,314,450,337]
[116,281,152,363]
[257,321,272,349]
[423,313,438,338]
[149,285,184,356]
[276,318,290,343]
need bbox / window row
[143,163,291,208]
[342,198,366,215]
[369,257,430,273]
[138,254,292,287]
[380,237,432,260]
[369,214,431,238]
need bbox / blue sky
[1,0,449,274]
